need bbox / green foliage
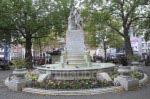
[144,32,150,42]
[12,58,26,69]
[107,33,124,48]
[81,0,149,60]
[0,0,13,45]
[142,15,150,42]
[110,73,119,80]
[130,71,143,79]
[86,32,97,48]
[10,0,54,40]
[1,0,55,68]
[25,71,39,81]
[131,55,140,61]
[81,3,124,48]
[0,0,75,68]
[50,0,74,34]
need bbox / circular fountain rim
[37,62,116,71]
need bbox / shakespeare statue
[68,6,83,30]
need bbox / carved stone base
[114,76,139,91]
[5,77,30,91]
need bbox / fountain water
[37,6,115,80]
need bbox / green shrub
[25,71,39,81]
[130,71,142,79]
[110,73,119,80]
[131,55,140,61]
[12,58,26,69]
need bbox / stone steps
[67,55,84,59]
[66,55,86,66]
[67,62,86,66]
[67,59,85,63]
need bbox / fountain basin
[37,63,115,80]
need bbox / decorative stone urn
[4,68,29,91]
[117,66,132,77]
[4,57,29,91]
[12,68,28,78]
[11,58,28,78]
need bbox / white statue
[68,6,83,30]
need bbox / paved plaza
[0,66,150,99]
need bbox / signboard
[131,39,139,52]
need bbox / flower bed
[28,79,113,89]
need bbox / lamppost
[103,37,107,62]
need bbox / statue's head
[72,6,76,11]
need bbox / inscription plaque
[66,30,85,55]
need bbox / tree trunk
[124,31,133,65]
[103,41,107,62]
[38,38,42,57]
[25,36,33,69]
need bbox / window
[146,43,148,47]
[141,37,144,42]
[142,49,145,52]
[0,52,4,55]
[149,43,150,47]
[142,43,144,47]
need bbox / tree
[97,29,124,60]
[105,0,150,62]
[81,6,124,55]
[81,0,149,63]
[50,0,75,36]
[141,13,150,42]
[31,0,75,56]
[0,0,13,46]
[81,7,102,48]
[32,34,58,57]
[1,0,56,68]
[1,0,76,68]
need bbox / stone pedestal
[5,77,30,91]
[65,29,87,67]
[114,76,139,91]
[5,69,30,91]
[114,66,139,90]
[66,30,85,55]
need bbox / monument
[37,6,115,80]
[4,5,148,93]
[64,6,89,67]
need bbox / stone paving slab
[0,81,3,87]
